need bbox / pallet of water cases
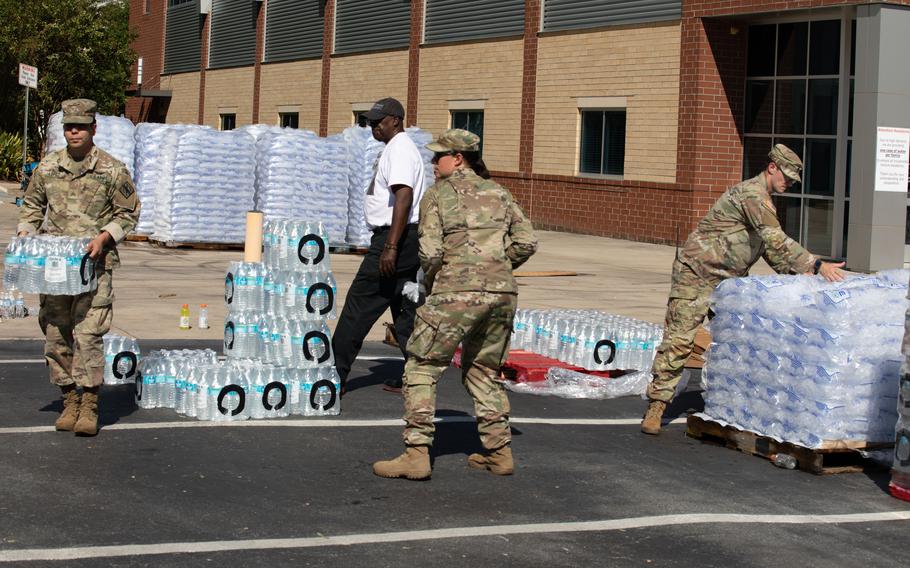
[142,238,368,254]
[686,414,893,475]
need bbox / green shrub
[0,132,24,181]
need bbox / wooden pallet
[686,414,892,475]
[330,244,368,255]
[149,239,244,251]
[125,234,149,242]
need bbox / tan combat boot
[74,387,100,437]
[641,400,667,435]
[372,446,431,480]
[54,386,81,431]
[468,446,514,476]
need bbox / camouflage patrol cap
[769,143,803,183]
[426,128,481,152]
[61,99,97,124]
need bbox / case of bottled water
[103,335,141,385]
[511,308,663,372]
[0,290,29,320]
[701,271,908,449]
[3,236,96,295]
[225,262,265,313]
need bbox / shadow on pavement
[38,383,141,427]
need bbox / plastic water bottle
[771,453,798,469]
[198,304,209,329]
[3,240,21,289]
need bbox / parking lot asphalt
[1,339,909,567]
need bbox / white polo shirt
[364,131,427,230]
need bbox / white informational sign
[875,126,910,192]
[18,63,37,89]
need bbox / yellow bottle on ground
[179,303,191,330]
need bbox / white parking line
[0,359,44,364]
[2,511,908,562]
[0,417,686,435]
[0,356,397,364]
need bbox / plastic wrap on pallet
[153,128,256,243]
[703,270,908,449]
[505,368,651,399]
[45,112,136,174]
[891,271,910,500]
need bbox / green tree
[0,0,136,158]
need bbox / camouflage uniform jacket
[18,146,140,270]
[679,173,815,286]
[418,168,537,294]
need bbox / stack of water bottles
[507,308,664,399]
[103,335,141,386]
[700,271,908,449]
[0,289,29,320]
[136,349,218,411]
[156,128,256,243]
[3,236,95,295]
[45,112,136,174]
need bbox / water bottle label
[66,256,81,267]
[143,375,157,385]
[822,289,850,304]
[44,256,67,283]
[292,336,305,345]
[28,257,46,267]
[164,375,176,385]
[515,322,528,331]
[208,386,221,396]
[4,253,18,265]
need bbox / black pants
[332,225,420,384]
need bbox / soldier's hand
[818,261,846,282]
[379,248,398,278]
[86,232,112,260]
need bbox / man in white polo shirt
[332,97,427,394]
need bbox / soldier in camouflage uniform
[641,144,845,435]
[373,129,537,480]
[18,99,140,437]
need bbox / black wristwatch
[812,259,823,274]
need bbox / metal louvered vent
[209,0,259,69]
[425,0,525,44]
[334,0,411,55]
[265,0,325,62]
[164,0,202,74]
[542,0,681,32]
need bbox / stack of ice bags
[45,112,136,174]
[252,129,349,245]
[702,270,908,448]
[156,129,256,243]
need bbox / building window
[280,112,299,129]
[220,113,236,131]
[743,18,854,257]
[579,110,626,176]
[450,110,484,154]
[145,0,152,14]
[354,111,369,128]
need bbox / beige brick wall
[327,51,409,134]
[160,73,201,125]
[259,60,323,130]
[417,39,523,173]
[534,22,681,183]
[202,67,256,129]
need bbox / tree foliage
[0,0,136,157]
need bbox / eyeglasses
[431,151,456,164]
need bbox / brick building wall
[259,60,323,130]
[417,39,524,173]
[125,0,165,122]
[159,73,200,125]
[202,67,256,128]
[534,22,681,183]
[327,51,410,134]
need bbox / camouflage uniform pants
[646,260,717,403]
[38,269,113,388]
[402,291,517,450]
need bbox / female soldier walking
[373,129,538,480]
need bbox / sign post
[18,63,38,171]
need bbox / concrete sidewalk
[0,191,774,341]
